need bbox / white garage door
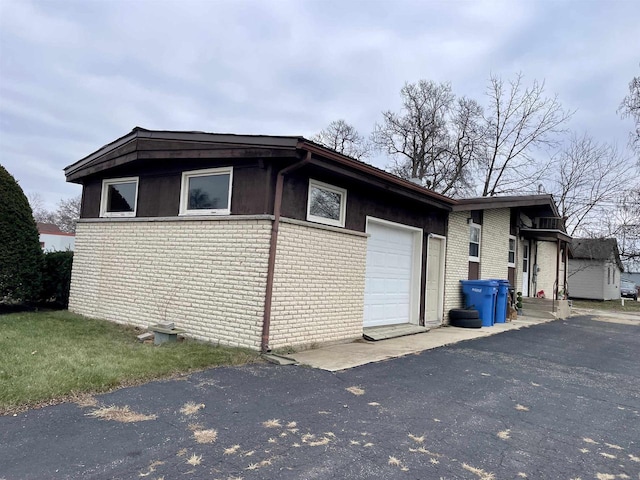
[363,220,419,328]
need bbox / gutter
[261,151,311,353]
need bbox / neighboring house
[37,222,75,252]
[64,128,455,351]
[568,238,623,300]
[444,195,571,320]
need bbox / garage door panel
[364,221,419,328]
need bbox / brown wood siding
[281,168,447,235]
[79,159,270,218]
[469,262,480,280]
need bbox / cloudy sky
[1,0,638,209]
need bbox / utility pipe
[261,151,311,353]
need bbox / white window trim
[100,177,139,218]
[306,179,347,228]
[469,222,481,263]
[179,167,233,216]
[508,235,517,268]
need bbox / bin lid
[460,279,499,286]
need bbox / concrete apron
[288,316,557,372]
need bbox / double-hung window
[469,222,481,262]
[100,177,139,217]
[306,179,347,227]
[508,235,517,267]
[179,167,233,215]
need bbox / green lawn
[0,310,260,413]
[571,298,640,313]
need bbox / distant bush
[0,165,43,303]
[41,251,74,308]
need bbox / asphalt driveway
[1,315,639,479]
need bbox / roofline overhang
[520,228,572,243]
[64,127,303,181]
[64,127,455,211]
[297,141,454,211]
[452,194,560,217]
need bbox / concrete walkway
[288,315,556,371]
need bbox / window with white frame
[469,222,481,262]
[306,179,347,227]
[508,235,517,267]
[100,177,139,217]
[179,167,233,215]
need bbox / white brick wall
[69,218,272,349]
[444,208,511,322]
[443,211,470,322]
[269,219,368,349]
[479,209,511,280]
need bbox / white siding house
[37,223,75,252]
[568,238,622,300]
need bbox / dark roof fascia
[64,128,302,182]
[298,140,454,211]
[452,194,560,217]
[65,128,456,211]
[520,228,572,243]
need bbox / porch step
[363,324,429,341]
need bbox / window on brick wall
[179,167,233,215]
[469,222,481,262]
[307,179,347,227]
[508,235,516,267]
[100,177,139,217]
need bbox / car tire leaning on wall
[449,308,482,328]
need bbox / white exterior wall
[568,259,604,299]
[603,261,621,300]
[40,233,75,252]
[534,241,558,298]
[270,219,368,349]
[443,211,470,322]
[69,218,272,349]
[479,208,510,279]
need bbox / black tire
[449,308,480,320]
[450,316,483,328]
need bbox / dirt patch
[193,428,218,444]
[85,405,157,423]
[346,386,365,396]
[179,402,205,415]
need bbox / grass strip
[0,310,259,413]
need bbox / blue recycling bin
[460,280,499,327]
[488,280,511,324]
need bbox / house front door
[522,243,530,297]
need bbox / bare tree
[618,72,640,158]
[549,133,630,236]
[26,193,81,233]
[55,195,81,233]
[372,80,482,196]
[478,72,573,196]
[27,192,55,224]
[312,120,371,160]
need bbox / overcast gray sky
[1,0,638,209]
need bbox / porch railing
[535,217,565,230]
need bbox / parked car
[621,281,638,301]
